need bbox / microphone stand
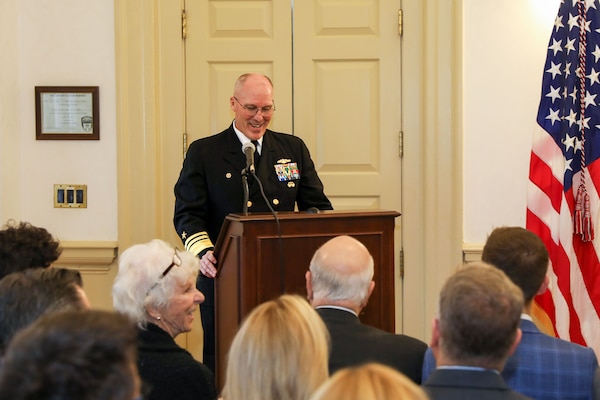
[241,168,250,215]
[241,164,285,293]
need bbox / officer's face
[231,76,275,140]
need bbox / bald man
[305,235,427,383]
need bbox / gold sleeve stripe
[184,231,214,257]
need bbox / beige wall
[0,0,119,309]
[0,0,118,241]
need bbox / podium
[213,209,400,387]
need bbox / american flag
[527,0,600,356]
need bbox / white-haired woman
[113,239,216,400]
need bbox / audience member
[0,266,90,356]
[112,238,216,400]
[306,235,427,381]
[422,262,531,400]
[0,309,142,400]
[221,294,330,400]
[422,226,598,400]
[309,362,429,400]
[0,219,62,279]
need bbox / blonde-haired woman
[221,294,330,400]
[310,363,430,400]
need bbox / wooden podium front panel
[214,210,399,387]
[252,233,392,327]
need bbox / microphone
[242,141,256,174]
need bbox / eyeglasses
[233,96,276,116]
[146,247,182,295]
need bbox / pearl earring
[156,316,161,320]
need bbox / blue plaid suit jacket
[422,318,598,400]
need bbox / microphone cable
[250,170,285,294]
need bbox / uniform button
[272,199,279,205]
[247,200,252,208]
[226,172,232,179]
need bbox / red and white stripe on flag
[527,0,600,357]
[528,126,600,357]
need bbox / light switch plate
[54,184,87,208]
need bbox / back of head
[482,226,549,302]
[309,235,374,307]
[0,220,62,279]
[112,239,200,327]
[223,294,330,400]
[309,363,429,400]
[0,267,88,355]
[438,262,523,368]
[0,309,140,400]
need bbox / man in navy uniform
[173,73,332,372]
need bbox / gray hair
[309,250,374,307]
[112,239,200,328]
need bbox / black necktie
[252,140,261,168]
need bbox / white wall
[463,0,561,244]
[0,0,117,241]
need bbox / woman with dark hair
[0,267,90,356]
[0,219,62,279]
[0,310,142,400]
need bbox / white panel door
[180,0,403,358]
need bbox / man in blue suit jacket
[422,227,598,400]
[305,235,427,383]
[423,262,531,400]
[174,73,332,372]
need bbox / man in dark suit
[423,262,531,400]
[422,227,598,400]
[305,235,427,383]
[174,73,332,372]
